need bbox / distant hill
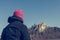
[29,23,60,40]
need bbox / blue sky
[0,0,60,34]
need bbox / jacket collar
[8,16,23,23]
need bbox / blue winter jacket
[1,16,30,40]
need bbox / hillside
[29,23,60,40]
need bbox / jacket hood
[8,16,23,23]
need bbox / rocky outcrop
[29,23,60,40]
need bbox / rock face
[38,22,46,32]
[29,23,60,40]
[30,22,47,32]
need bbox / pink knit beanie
[13,9,24,19]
